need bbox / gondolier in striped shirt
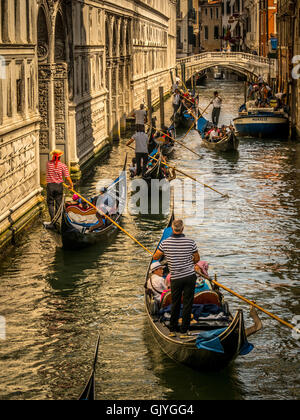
[46,149,73,226]
[153,220,200,338]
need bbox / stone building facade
[0,0,177,250]
[200,1,222,52]
[277,0,300,138]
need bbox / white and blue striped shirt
[158,234,198,280]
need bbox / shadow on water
[44,241,114,295]
[142,321,245,401]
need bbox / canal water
[0,78,299,400]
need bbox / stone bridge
[176,52,277,82]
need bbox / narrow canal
[0,78,299,400]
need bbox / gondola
[144,213,257,371]
[173,106,195,131]
[201,131,239,152]
[79,334,100,401]
[197,117,239,152]
[143,149,168,185]
[45,155,127,250]
[147,122,175,158]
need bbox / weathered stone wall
[0,0,177,250]
[0,1,42,249]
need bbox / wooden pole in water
[159,87,165,128]
[147,89,152,129]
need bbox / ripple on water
[0,79,299,400]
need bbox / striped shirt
[158,234,198,280]
[46,161,70,184]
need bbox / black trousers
[136,124,145,132]
[170,274,197,333]
[212,107,221,126]
[47,183,63,221]
[136,153,148,176]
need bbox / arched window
[37,7,49,63]
[55,12,66,62]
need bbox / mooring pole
[147,89,152,130]
[159,86,165,128]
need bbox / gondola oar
[127,145,229,198]
[79,333,101,400]
[145,122,203,159]
[210,275,300,335]
[63,184,153,255]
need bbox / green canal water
[0,79,299,400]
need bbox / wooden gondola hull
[201,133,240,152]
[45,156,127,250]
[60,214,121,250]
[175,114,195,130]
[144,210,251,371]
[146,301,246,371]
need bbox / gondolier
[126,128,149,177]
[211,91,222,126]
[134,104,147,132]
[153,219,200,338]
[46,149,73,226]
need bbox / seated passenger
[98,187,116,216]
[194,261,212,293]
[129,158,137,179]
[147,262,167,302]
[209,127,220,142]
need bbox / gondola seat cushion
[160,290,221,309]
[66,205,99,226]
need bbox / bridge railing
[177,52,276,67]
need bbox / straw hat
[50,149,64,157]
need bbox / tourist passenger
[209,126,219,142]
[134,104,147,132]
[147,262,168,302]
[211,91,222,126]
[129,157,137,179]
[46,149,73,227]
[153,219,200,339]
[126,128,149,177]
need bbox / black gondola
[201,131,240,152]
[79,334,100,401]
[45,155,127,250]
[196,117,240,152]
[143,149,168,184]
[144,212,258,371]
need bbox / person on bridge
[211,91,222,126]
[45,149,73,227]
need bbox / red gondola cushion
[160,291,221,309]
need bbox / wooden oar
[177,100,212,144]
[211,275,300,335]
[64,185,300,336]
[63,184,153,256]
[146,123,203,159]
[127,145,229,198]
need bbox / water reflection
[0,78,299,400]
[142,321,245,400]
